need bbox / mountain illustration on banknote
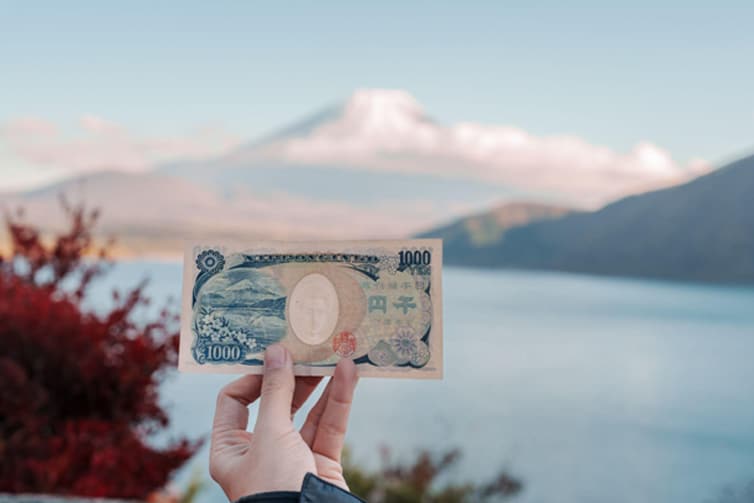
[193,268,288,354]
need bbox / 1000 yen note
[179,240,442,378]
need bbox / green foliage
[178,469,206,503]
[343,447,523,503]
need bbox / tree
[343,446,523,502]
[0,201,199,498]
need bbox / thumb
[256,344,295,431]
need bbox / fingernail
[265,344,288,370]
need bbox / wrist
[234,473,365,503]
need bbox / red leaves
[0,204,199,498]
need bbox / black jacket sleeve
[235,473,366,503]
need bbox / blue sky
[1,1,753,190]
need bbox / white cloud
[1,115,241,176]
[248,89,710,207]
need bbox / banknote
[179,240,442,378]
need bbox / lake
[91,262,754,503]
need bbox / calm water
[92,262,754,503]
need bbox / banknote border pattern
[189,247,435,370]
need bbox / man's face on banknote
[304,296,329,341]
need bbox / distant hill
[418,202,573,253]
[432,153,754,283]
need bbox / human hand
[209,344,359,501]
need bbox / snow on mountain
[220,89,709,206]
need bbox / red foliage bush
[0,202,199,498]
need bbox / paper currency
[179,240,442,378]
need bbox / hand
[209,344,359,501]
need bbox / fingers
[256,344,295,431]
[300,379,332,446]
[311,358,358,462]
[212,374,263,434]
[291,376,323,417]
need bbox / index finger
[212,374,263,433]
[291,376,323,417]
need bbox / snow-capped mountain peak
[340,88,432,133]
[258,89,440,160]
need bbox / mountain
[160,89,706,209]
[435,153,754,283]
[1,170,423,255]
[1,89,709,255]
[0,171,345,255]
[418,202,573,252]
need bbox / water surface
[93,262,754,503]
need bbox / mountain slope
[417,202,573,257]
[1,171,430,255]
[450,153,754,283]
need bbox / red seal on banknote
[333,331,356,357]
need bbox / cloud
[79,115,123,135]
[2,117,59,137]
[1,115,241,175]
[248,89,711,207]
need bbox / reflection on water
[90,262,754,503]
